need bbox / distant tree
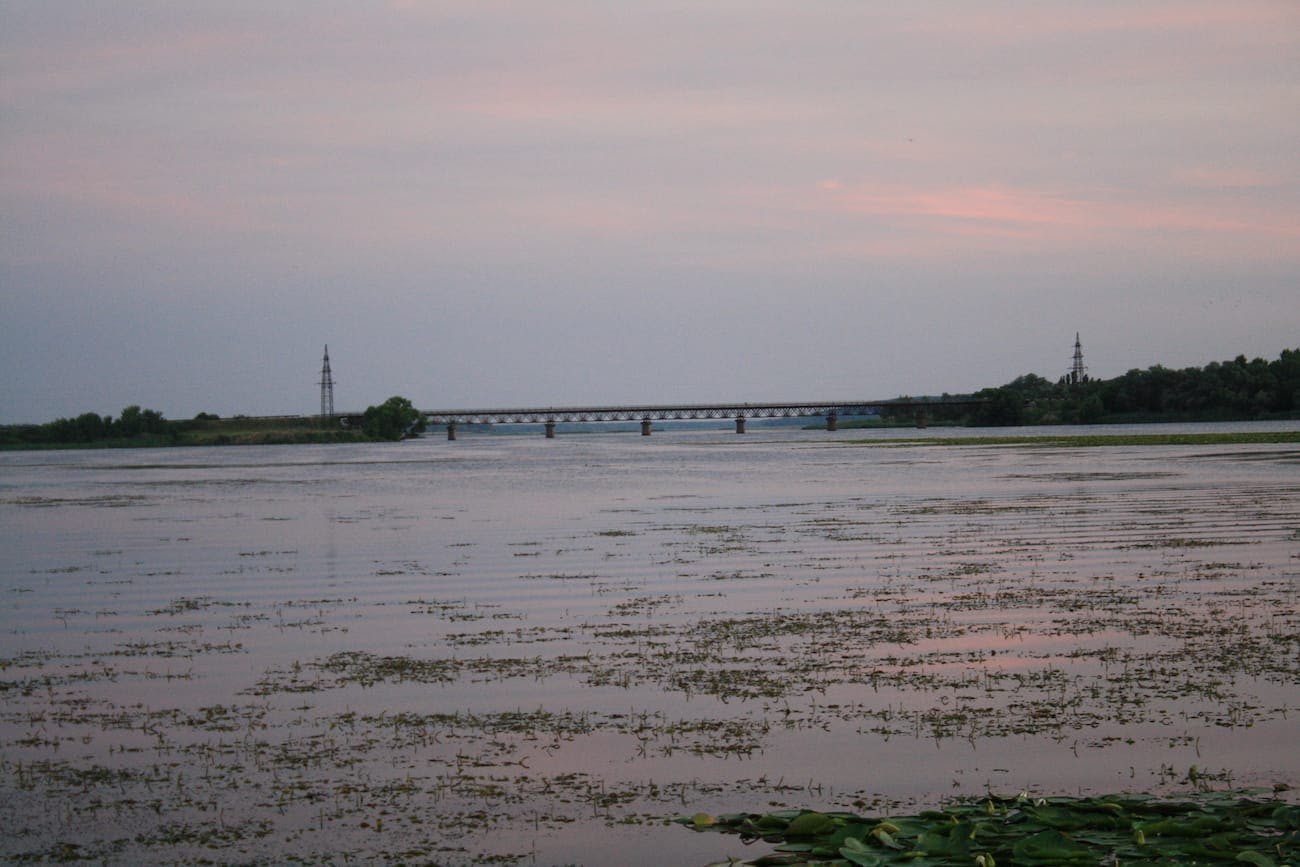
[73,412,112,441]
[362,396,425,440]
[970,387,1026,426]
[1074,393,1105,424]
[1004,373,1058,401]
[117,405,143,437]
[115,405,167,437]
[1274,348,1300,412]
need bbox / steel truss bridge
[413,399,981,439]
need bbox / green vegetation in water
[679,791,1300,866]
[846,430,1300,448]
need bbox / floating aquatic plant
[679,791,1300,866]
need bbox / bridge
[408,398,981,439]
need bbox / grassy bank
[817,411,1300,432]
[804,419,965,430]
[1,416,374,450]
[176,416,371,446]
[175,428,372,447]
[845,430,1300,448]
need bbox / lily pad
[675,792,1300,866]
[784,811,836,836]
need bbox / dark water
[2,422,1298,864]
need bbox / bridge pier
[826,411,839,432]
[545,420,556,438]
[735,416,746,434]
[641,418,652,436]
[447,421,457,441]
[916,410,927,429]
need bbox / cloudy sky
[2,2,1297,422]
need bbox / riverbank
[816,409,1300,432]
[11,420,1300,451]
[846,430,1300,447]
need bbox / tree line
[951,347,1300,426]
[2,397,424,448]
[2,405,176,447]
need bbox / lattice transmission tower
[319,345,335,418]
[1070,333,1087,384]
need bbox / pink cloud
[812,181,1299,245]
[905,2,1296,43]
[1173,166,1277,189]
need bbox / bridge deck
[418,399,976,425]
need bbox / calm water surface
[2,422,1298,864]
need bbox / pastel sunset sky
[2,1,1297,421]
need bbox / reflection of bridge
[416,399,981,439]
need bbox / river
[2,421,1298,864]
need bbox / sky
[2,1,1297,423]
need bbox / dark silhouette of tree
[115,405,166,437]
[964,348,1299,427]
[362,396,425,440]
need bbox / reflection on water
[1,423,1298,864]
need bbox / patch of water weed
[4,494,150,507]
[519,571,600,581]
[606,594,684,616]
[1123,536,1236,549]
[391,596,525,622]
[147,596,248,616]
